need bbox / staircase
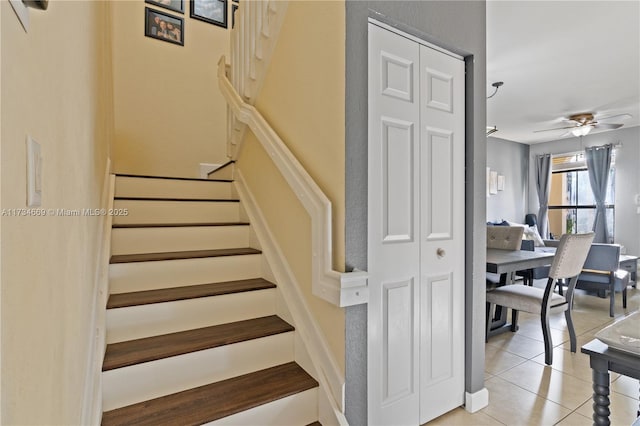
[101,174,320,425]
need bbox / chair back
[549,233,595,279]
[487,226,524,250]
[520,239,535,251]
[525,214,538,228]
[582,244,621,272]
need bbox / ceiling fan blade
[596,113,632,122]
[533,125,580,133]
[593,123,623,130]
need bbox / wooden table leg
[591,359,611,426]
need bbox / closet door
[368,22,421,426]
[368,21,465,425]
[418,43,465,424]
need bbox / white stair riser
[106,289,277,343]
[112,200,240,225]
[115,177,232,200]
[109,254,262,293]
[205,388,318,426]
[102,333,294,411]
[111,226,251,255]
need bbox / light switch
[27,136,42,207]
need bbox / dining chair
[515,214,551,286]
[486,226,525,288]
[575,243,629,317]
[486,232,595,365]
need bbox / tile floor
[428,281,640,426]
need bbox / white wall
[528,126,640,255]
[487,136,529,223]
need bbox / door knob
[437,248,446,258]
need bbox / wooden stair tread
[114,196,239,202]
[107,278,276,309]
[112,222,249,228]
[103,316,293,371]
[110,247,261,264]
[115,173,232,183]
[306,422,323,426]
[101,362,318,426]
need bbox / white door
[368,22,465,426]
[367,22,421,426]
[417,43,465,424]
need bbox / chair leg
[486,302,494,342]
[609,283,615,318]
[623,287,627,309]
[510,309,519,332]
[541,310,553,365]
[565,309,577,353]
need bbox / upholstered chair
[486,226,525,289]
[486,232,595,365]
[576,244,629,317]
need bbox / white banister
[218,57,368,307]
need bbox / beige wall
[1,2,113,424]
[111,1,230,178]
[237,1,346,371]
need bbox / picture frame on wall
[145,7,184,46]
[486,167,491,197]
[190,0,227,29]
[489,170,498,194]
[145,0,184,14]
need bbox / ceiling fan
[534,112,632,137]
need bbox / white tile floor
[427,281,640,426]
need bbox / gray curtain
[585,144,613,243]
[535,154,551,238]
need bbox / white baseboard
[233,171,346,420]
[80,160,115,425]
[465,387,489,413]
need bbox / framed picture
[489,170,498,194]
[190,0,227,28]
[486,167,491,197]
[146,0,184,14]
[145,8,184,46]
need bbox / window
[547,152,615,242]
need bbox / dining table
[486,247,556,337]
[486,247,556,277]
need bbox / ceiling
[487,1,640,144]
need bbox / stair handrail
[218,57,368,307]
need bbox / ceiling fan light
[571,126,591,137]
